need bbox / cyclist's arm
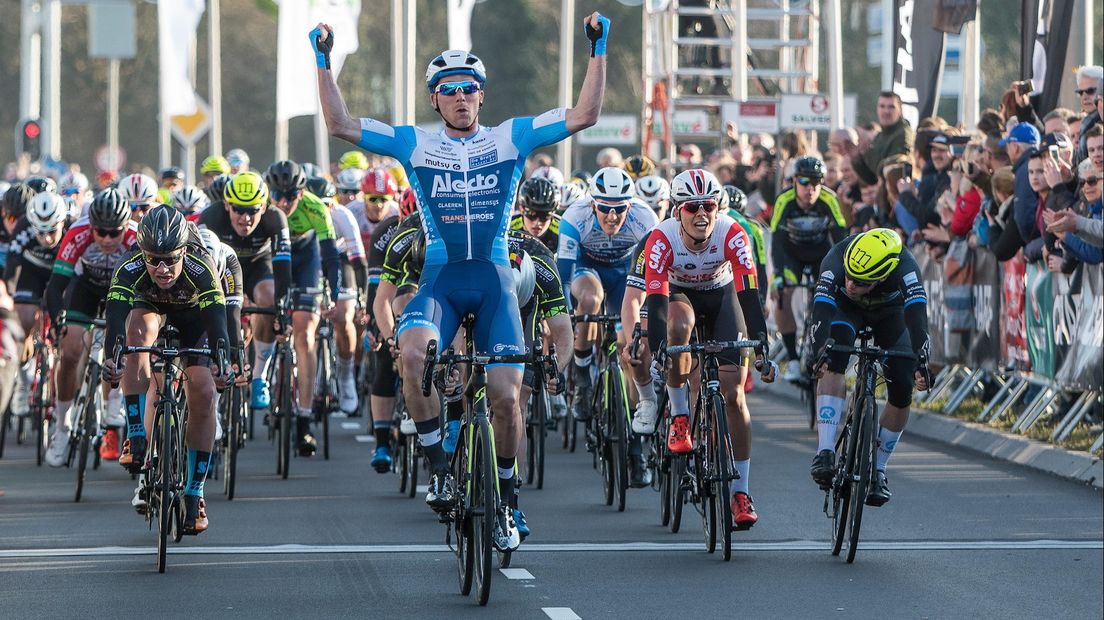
[555,217,583,304]
[269,211,293,302]
[194,258,231,364]
[897,249,930,361]
[642,228,672,352]
[565,54,605,133]
[2,234,22,290]
[373,280,398,341]
[104,258,141,355]
[809,248,846,365]
[46,225,84,325]
[316,52,361,145]
[224,252,244,349]
[319,237,343,302]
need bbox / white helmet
[530,166,565,189]
[588,167,635,202]
[60,170,90,195]
[198,228,230,275]
[635,175,670,208]
[172,185,209,214]
[27,191,68,233]
[670,169,723,204]
[119,173,158,205]
[335,168,365,192]
[561,182,587,208]
[425,50,487,92]
[511,249,536,308]
[226,148,250,170]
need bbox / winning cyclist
[807,228,931,506]
[313,10,609,549]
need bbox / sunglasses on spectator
[271,189,300,202]
[1074,87,1098,96]
[795,176,822,187]
[143,250,186,267]
[435,80,482,96]
[365,195,391,204]
[1082,176,1101,187]
[230,205,263,216]
[93,227,124,238]
[680,200,719,214]
[523,210,551,222]
[594,201,629,214]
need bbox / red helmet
[361,169,398,198]
[399,187,418,217]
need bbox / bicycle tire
[472,416,495,606]
[279,348,294,480]
[698,409,717,555]
[406,434,418,499]
[535,388,548,490]
[397,432,408,493]
[74,388,98,503]
[711,393,734,561]
[318,334,332,461]
[657,416,672,526]
[226,385,243,500]
[610,366,629,512]
[830,414,853,557]
[846,395,875,563]
[670,454,687,533]
[156,408,173,573]
[454,420,474,596]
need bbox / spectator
[823,153,843,191]
[828,128,859,158]
[984,166,1024,260]
[855,121,881,152]
[1000,123,1042,246]
[1046,157,1104,249]
[1067,113,1084,145]
[982,133,1011,170]
[976,108,1005,136]
[899,131,957,228]
[596,147,623,168]
[1084,122,1104,171]
[1045,157,1103,269]
[836,153,863,208]
[853,91,914,186]
[1074,66,1103,161]
[1021,154,1052,263]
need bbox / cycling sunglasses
[845,276,883,289]
[339,188,359,195]
[130,202,151,213]
[679,199,718,214]
[93,227,124,238]
[523,210,551,222]
[230,204,263,216]
[365,195,391,204]
[143,250,186,267]
[594,200,630,214]
[271,188,301,202]
[435,80,482,97]
[795,176,822,187]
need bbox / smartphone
[903,163,913,179]
[1048,145,1060,158]
[1017,80,1035,95]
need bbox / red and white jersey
[53,217,140,288]
[643,214,758,294]
[347,200,400,251]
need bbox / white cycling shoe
[339,376,358,414]
[631,399,659,435]
[493,507,521,552]
[782,361,802,383]
[45,431,69,468]
[399,415,417,435]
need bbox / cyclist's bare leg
[665,301,695,388]
[332,298,355,360]
[880,404,909,433]
[250,279,276,381]
[15,303,38,343]
[56,327,87,403]
[398,326,439,423]
[571,273,603,351]
[291,309,319,412]
[774,286,798,360]
[182,366,217,451]
[720,364,751,459]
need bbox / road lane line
[415,485,428,493]
[542,608,580,620]
[500,568,534,579]
[1,539,1100,559]
[354,435,376,443]
[340,422,360,430]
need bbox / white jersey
[347,200,399,252]
[330,203,367,261]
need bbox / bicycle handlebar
[665,338,762,355]
[571,313,621,325]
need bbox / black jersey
[197,205,292,264]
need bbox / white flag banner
[277,0,362,122]
[447,0,477,52]
[158,0,205,117]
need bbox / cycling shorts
[62,278,107,327]
[291,235,321,312]
[823,300,915,408]
[776,254,822,288]
[13,262,52,304]
[573,260,630,316]
[370,348,398,398]
[241,257,274,301]
[396,260,525,369]
[669,282,750,366]
[338,262,357,302]
[129,303,212,368]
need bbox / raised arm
[565,13,610,133]
[311,24,361,145]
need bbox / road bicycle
[67,317,107,502]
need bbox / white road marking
[415,485,428,493]
[0,540,1099,559]
[340,422,360,430]
[500,568,534,579]
[354,435,375,443]
[542,608,581,620]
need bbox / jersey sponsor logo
[468,151,498,168]
[442,212,495,223]
[728,232,753,268]
[647,239,668,270]
[648,280,661,290]
[903,271,918,285]
[821,270,835,282]
[423,156,461,170]
[682,262,697,270]
[429,172,499,197]
[493,342,522,354]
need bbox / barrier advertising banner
[1000,254,1029,370]
[1025,262,1056,378]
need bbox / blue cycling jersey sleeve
[357,118,418,161]
[557,217,582,301]
[511,108,571,156]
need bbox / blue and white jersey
[356,109,571,269]
[556,198,658,277]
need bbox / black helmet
[793,156,826,180]
[3,183,35,218]
[723,185,747,214]
[410,228,426,269]
[571,169,592,185]
[205,174,231,204]
[160,166,185,181]
[137,205,189,255]
[518,177,560,213]
[25,175,57,195]
[264,160,306,193]
[305,176,337,202]
[89,188,131,229]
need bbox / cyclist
[1,184,34,281]
[226,148,250,174]
[350,169,401,250]
[807,228,931,507]
[200,156,231,188]
[530,165,566,192]
[118,173,159,221]
[102,206,232,535]
[560,181,588,215]
[510,176,561,251]
[264,160,344,456]
[311,174,370,415]
[557,167,657,422]
[45,188,137,463]
[769,155,847,381]
[622,154,655,180]
[335,168,365,207]
[313,10,608,548]
[635,174,671,220]
[640,168,775,529]
[338,150,370,171]
[59,170,92,210]
[197,172,292,416]
[171,185,210,220]
[723,186,769,310]
[158,167,185,204]
[6,192,68,431]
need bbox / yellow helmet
[224,171,269,207]
[622,154,655,180]
[844,228,903,282]
[338,150,370,171]
[200,156,231,175]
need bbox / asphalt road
[1,390,1101,619]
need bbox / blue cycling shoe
[371,446,392,473]
[442,420,462,455]
[251,378,271,410]
[513,509,530,541]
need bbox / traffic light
[17,118,42,161]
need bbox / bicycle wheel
[317,336,332,460]
[405,434,418,499]
[830,415,853,557]
[397,431,409,494]
[74,388,99,503]
[155,408,173,573]
[278,349,294,480]
[711,393,734,561]
[0,406,8,459]
[610,367,629,512]
[534,388,548,490]
[225,385,243,500]
[698,410,717,555]
[454,422,474,596]
[657,416,672,526]
[845,395,875,564]
[471,417,495,606]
